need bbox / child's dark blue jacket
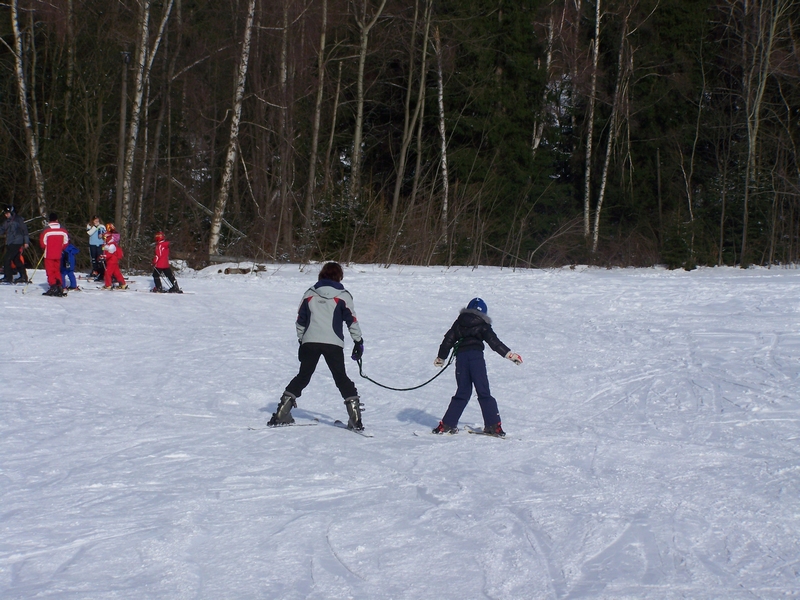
[61,243,79,271]
[437,308,510,360]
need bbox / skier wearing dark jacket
[269,262,366,430]
[432,298,522,437]
[0,206,30,284]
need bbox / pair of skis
[250,418,374,438]
[251,420,506,439]
[415,425,507,439]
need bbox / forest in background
[0,0,798,270]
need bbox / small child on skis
[101,225,127,290]
[432,297,522,437]
[151,231,182,293]
[60,237,80,290]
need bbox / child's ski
[465,425,508,439]
[414,430,459,437]
[333,420,374,437]
[251,418,319,430]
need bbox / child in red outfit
[38,213,69,296]
[151,231,182,293]
[102,225,127,290]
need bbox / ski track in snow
[1,265,799,599]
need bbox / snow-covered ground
[1,263,799,599]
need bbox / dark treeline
[0,0,798,269]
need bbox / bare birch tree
[390,0,432,228]
[433,26,449,252]
[302,0,328,253]
[349,0,388,204]
[583,0,601,239]
[209,0,257,257]
[115,51,130,226]
[120,0,175,237]
[8,0,47,217]
[739,0,790,264]
[591,7,629,253]
[531,7,559,162]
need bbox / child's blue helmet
[467,297,487,314]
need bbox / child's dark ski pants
[442,349,501,428]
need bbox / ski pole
[21,251,44,295]
[155,267,174,290]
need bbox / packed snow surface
[1,264,799,599]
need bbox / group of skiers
[270,261,523,437]
[0,206,181,295]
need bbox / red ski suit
[39,223,69,286]
[153,239,170,268]
[103,238,126,287]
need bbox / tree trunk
[275,0,293,259]
[121,0,174,237]
[115,52,129,226]
[208,0,257,257]
[323,60,343,196]
[434,26,449,256]
[591,10,628,254]
[740,0,789,265]
[531,9,556,162]
[349,0,388,205]
[64,0,75,121]
[302,0,328,255]
[583,0,600,239]
[10,0,47,217]
[390,0,431,229]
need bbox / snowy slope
[1,264,799,599]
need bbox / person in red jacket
[151,231,182,293]
[101,230,127,290]
[39,213,69,296]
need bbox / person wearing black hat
[0,206,30,284]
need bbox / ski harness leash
[356,340,461,392]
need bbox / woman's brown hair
[318,262,343,282]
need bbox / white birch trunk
[349,0,388,204]
[323,61,343,195]
[583,0,601,239]
[741,0,788,263]
[390,0,432,229]
[10,0,47,217]
[115,52,129,225]
[275,1,292,258]
[531,10,556,162]
[65,0,75,121]
[208,0,257,257]
[591,12,628,254]
[302,0,328,247]
[434,26,449,250]
[120,0,174,237]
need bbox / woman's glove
[505,351,523,365]
[351,339,364,361]
[433,357,445,367]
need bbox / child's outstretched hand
[433,357,445,367]
[505,351,523,365]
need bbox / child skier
[86,216,106,280]
[101,229,127,290]
[60,237,80,290]
[432,297,522,437]
[269,262,365,430]
[39,213,69,296]
[151,231,182,293]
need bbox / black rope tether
[356,341,460,392]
